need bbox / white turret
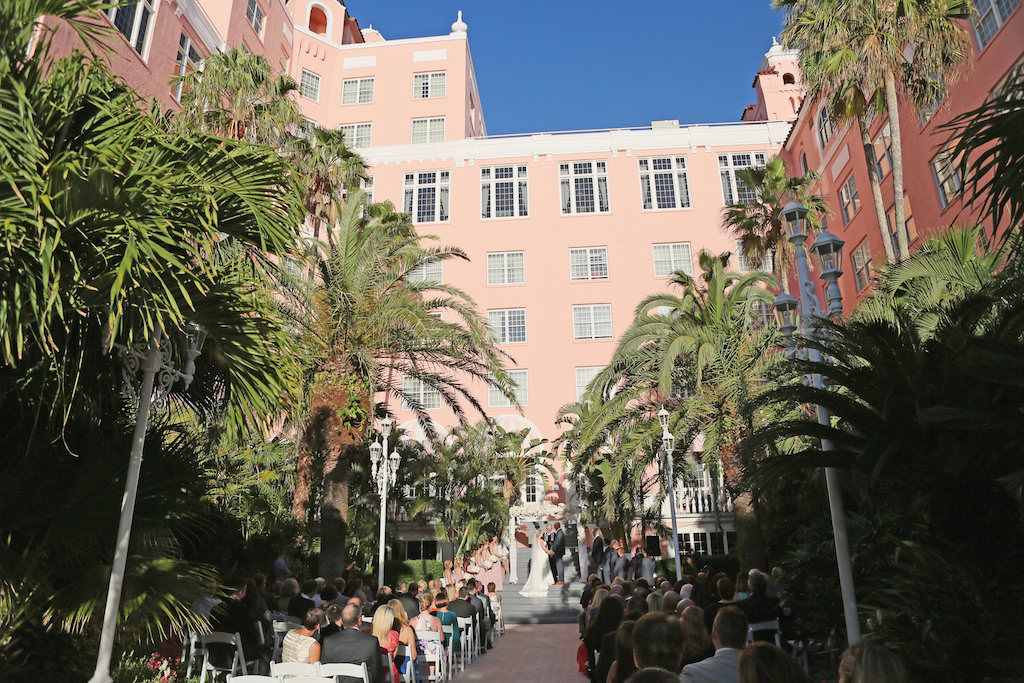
[450,10,468,36]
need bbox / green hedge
[384,559,444,585]
[655,554,739,580]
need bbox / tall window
[973,0,1018,48]
[342,77,375,104]
[487,251,525,285]
[652,242,693,277]
[480,166,529,218]
[172,33,202,102]
[886,195,918,253]
[403,171,450,223]
[872,122,893,178]
[339,123,371,147]
[402,377,441,410]
[488,309,527,344]
[575,366,604,401]
[413,72,447,99]
[735,240,773,273]
[560,161,610,214]
[931,146,962,208]
[569,247,609,281]
[851,240,872,292]
[245,0,265,36]
[408,261,442,283]
[523,471,541,503]
[839,175,860,224]
[299,70,321,101]
[817,108,836,148]
[719,153,766,205]
[106,0,155,55]
[489,369,528,407]
[411,117,445,143]
[638,157,691,210]
[572,304,613,340]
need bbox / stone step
[499,544,584,624]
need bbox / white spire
[450,10,468,36]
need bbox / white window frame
[408,261,442,283]
[488,309,527,344]
[572,304,613,340]
[413,71,447,99]
[245,0,265,36]
[638,157,691,210]
[522,469,542,503]
[342,77,375,104]
[480,166,529,219]
[486,251,525,285]
[403,170,450,223]
[719,153,766,205]
[411,117,445,144]
[931,146,962,208]
[851,240,872,292]
[489,369,528,407]
[735,240,773,274]
[339,123,372,148]
[173,32,202,102]
[817,108,835,149]
[402,376,441,410]
[569,247,609,281]
[559,161,611,215]
[106,0,156,56]
[652,242,693,277]
[872,122,893,178]
[575,366,604,401]
[839,174,860,224]
[973,0,1019,48]
[299,69,321,101]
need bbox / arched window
[782,72,796,85]
[817,109,835,149]
[308,6,328,35]
[800,152,808,175]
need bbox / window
[691,532,709,555]
[172,32,202,102]
[652,242,693,277]
[403,171,450,223]
[799,152,808,175]
[974,0,1019,48]
[480,166,529,218]
[523,471,541,503]
[489,369,528,407]
[403,540,438,561]
[575,366,603,401]
[817,107,835,148]
[886,194,918,253]
[872,122,893,178]
[402,376,441,410]
[308,6,328,35]
[572,304,613,340]
[408,261,442,283]
[735,240,773,273]
[339,123,371,148]
[560,161,610,214]
[413,72,447,99]
[106,0,155,55]
[638,157,691,210]
[719,153,766,205]
[486,251,525,285]
[839,175,860,224]
[569,247,609,281]
[931,146,962,208]
[245,0,265,36]
[488,309,527,344]
[342,77,375,104]
[411,117,445,143]
[299,70,320,101]
[851,240,872,292]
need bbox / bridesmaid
[442,559,455,587]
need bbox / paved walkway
[456,623,584,682]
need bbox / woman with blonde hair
[387,599,418,680]
[680,605,714,666]
[410,592,445,677]
[371,605,400,682]
[585,587,609,631]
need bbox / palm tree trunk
[858,116,896,263]
[774,244,790,295]
[883,69,911,260]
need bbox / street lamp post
[371,417,399,589]
[89,327,205,683]
[658,408,683,582]
[773,201,860,644]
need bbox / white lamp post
[773,201,860,644]
[89,326,205,683]
[658,408,683,582]
[371,417,399,589]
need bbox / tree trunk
[774,244,790,295]
[719,440,767,572]
[883,69,911,260]
[858,116,896,263]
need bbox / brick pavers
[455,623,585,682]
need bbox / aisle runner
[457,623,584,682]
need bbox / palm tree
[287,191,517,577]
[290,126,367,244]
[778,0,972,260]
[723,155,828,293]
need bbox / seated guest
[738,642,808,683]
[282,606,323,664]
[277,577,300,615]
[318,603,344,643]
[681,605,715,666]
[605,619,638,683]
[387,599,418,679]
[288,579,318,621]
[430,592,460,652]
[332,577,349,603]
[371,605,401,683]
[210,580,263,665]
[627,668,679,683]
[450,586,478,641]
[704,578,738,632]
[681,606,748,683]
[596,617,631,683]
[584,594,625,682]
[735,572,779,642]
[320,603,384,683]
[410,592,445,674]
[485,581,502,626]
[838,643,906,683]
[663,591,681,613]
[397,582,420,619]
[630,612,683,673]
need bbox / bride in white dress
[519,528,553,597]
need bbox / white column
[508,517,519,584]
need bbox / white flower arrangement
[509,501,566,518]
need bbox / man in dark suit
[612,546,631,580]
[736,570,780,642]
[450,586,478,642]
[396,582,420,619]
[565,520,581,579]
[637,549,657,584]
[467,579,492,648]
[320,603,384,683]
[590,529,606,582]
[287,579,317,621]
[544,523,556,578]
[550,522,566,584]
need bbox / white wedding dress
[519,530,553,597]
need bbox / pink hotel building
[46,0,1022,559]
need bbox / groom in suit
[590,529,606,583]
[549,522,566,584]
[544,524,556,579]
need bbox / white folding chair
[184,631,206,678]
[281,678,334,683]
[413,631,446,683]
[270,660,318,678]
[226,676,275,683]
[395,643,415,683]
[271,620,301,663]
[318,661,371,682]
[439,624,455,679]
[198,632,248,683]
[747,619,782,647]
[381,651,396,683]
[456,616,474,666]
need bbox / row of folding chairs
[227,659,369,682]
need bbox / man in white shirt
[680,606,748,683]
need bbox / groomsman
[590,529,606,583]
[612,546,632,580]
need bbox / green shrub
[384,560,444,585]
[656,554,739,581]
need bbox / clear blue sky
[346,1,787,134]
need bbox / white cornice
[167,0,226,52]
